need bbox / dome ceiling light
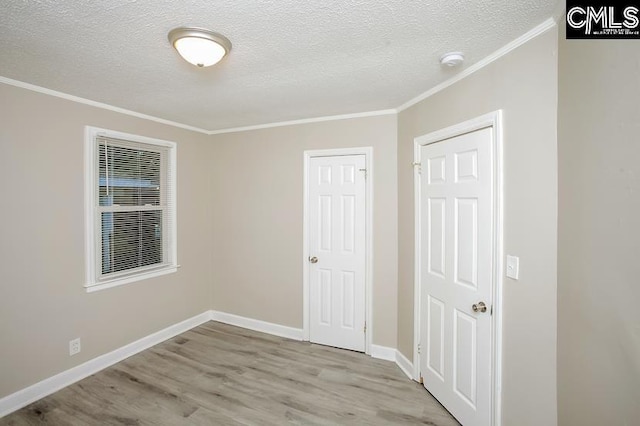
[168,27,232,68]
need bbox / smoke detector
[440,52,464,67]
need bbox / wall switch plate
[506,255,520,280]
[69,338,81,356]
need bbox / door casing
[303,147,373,355]
[413,111,504,426]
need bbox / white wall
[207,116,399,347]
[396,27,558,425]
[0,83,213,399]
[558,24,640,426]
[3,21,597,426]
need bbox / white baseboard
[0,311,211,418]
[1,309,414,419]
[370,344,396,362]
[209,310,304,341]
[209,312,414,381]
[371,345,415,381]
[395,350,414,380]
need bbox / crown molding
[208,109,397,135]
[1,16,557,135]
[396,17,557,112]
[0,76,210,134]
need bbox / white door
[308,155,366,352]
[419,127,494,426]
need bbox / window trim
[84,126,177,293]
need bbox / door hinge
[491,304,494,316]
[359,168,367,179]
[363,322,367,333]
[412,162,422,174]
[417,343,421,354]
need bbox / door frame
[303,147,373,355]
[413,111,504,426]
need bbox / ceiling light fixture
[168,27,232,68]
[440,52,464,67]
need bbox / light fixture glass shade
[168,27,231,67]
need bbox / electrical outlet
[69,338,81,356]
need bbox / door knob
[309,256,318,264]
[472,301,487,313]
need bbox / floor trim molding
[1,310,415,419]
[370,344,397,362]
[0,311,211,418]
[209,310,304,341]
[395,350,414,380]
[211,312,415,382]
[370,345,414,380]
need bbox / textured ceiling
[0,0,558,132]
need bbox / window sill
[85,265,178,293]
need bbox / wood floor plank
[1,321,459,425]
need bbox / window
[84,127,177,292]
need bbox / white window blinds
[85,127,177,291]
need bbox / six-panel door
[419,127,494,426]
[309,155,366,352]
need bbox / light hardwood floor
[1,321,459,425]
